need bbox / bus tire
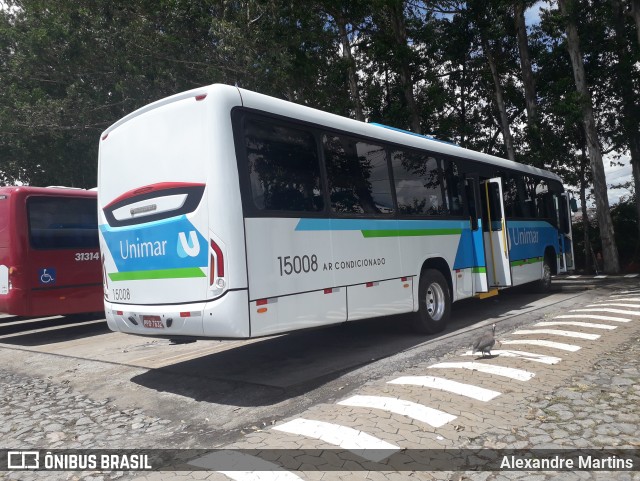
[536,257,553,293]
[413,269,451,334]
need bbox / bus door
[557,193,574,273]
[480,178,512,288]
[464,174,489,293]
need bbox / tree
[609,0,640,240]
[557,0,620,273]
[315,0,369,121]
[630,0,640,46]
[513,0,542,167]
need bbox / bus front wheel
[536,257,553,293]
[413,269,451,334]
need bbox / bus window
[558,194,571,234]
[27,197,99,249]
[481,181,503,231]
[535,179,553,219]
[324,134,393,215]
[464,177,479,230]
[244,119,324,212]
[442,159,464,216]
[503,176,519,218]
[391,149,444,215]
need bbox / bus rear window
[28,197,99,249]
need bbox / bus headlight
[215,278,225,289]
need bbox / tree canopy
[1,0,639,270]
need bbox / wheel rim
[425,282,446,321]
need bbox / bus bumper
[104,289,250,339]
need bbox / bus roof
[0,186,97,198]
[237,86,563,184]
[101,83,562,184]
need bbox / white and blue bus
[97,84,574,340]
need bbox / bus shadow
[130,287,570,407]
[0,313,109,346]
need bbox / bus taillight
[210,239,224,285]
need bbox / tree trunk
[630,0,640,46]
[514,0,540,165]
[480,33,516,161]
[611,0,640,241]
[514,1,537,125]
[334,12,365,122]
[388,0,421,134]
[559,0,620,274]
[579,141,593,273]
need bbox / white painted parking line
[567,275,582,279]
[512,329,600,340]
[500,339,581,351]
[588,303,640,309]
[571,308,640,316]
[611,290,640,296]
[428,362,535,381]
[535,321,616,330]
[189,451,303,480]
[338,395,456,428]
[272,418,400,462]
[555,314,631,323]
[624,274,639,278]
[594,275,608,279]
[388,376,500,402]
[462,349,561,364]
[216,472,302,481]
[604,297,640,302]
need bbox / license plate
[143,316,164,329]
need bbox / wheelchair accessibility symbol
[39,268,56,285]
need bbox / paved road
[1,275,639,480]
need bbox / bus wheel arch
[413,258,452,334]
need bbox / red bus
[0,186,103,317]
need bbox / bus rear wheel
[413,269,451,334]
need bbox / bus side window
[559,195,571,234]
[517,178,531,217]
[324,134,393,215]
[391,149,444,216]
[482,182,503,231]
[442,159,464,216]
[464,179,478,230]
[244,119,324,212]
[503,176,519,218]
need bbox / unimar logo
[177,231,200,258]
[119,230,200,260]
[100,215,208,279]
[509,228,539,247]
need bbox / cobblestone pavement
[1,283,639,481]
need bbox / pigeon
[472,323,496,358]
